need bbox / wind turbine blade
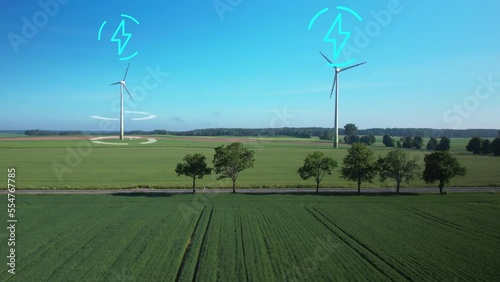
[319,51,333,65]
[110,82,121,85]
[123,63,130,81]
[123,84,133,100]
[339,62,367,72]
[330,75,337,98]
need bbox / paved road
[1,187,500,195]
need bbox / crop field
[1,136,499,189]
[0,193,499,281]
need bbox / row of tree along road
[175,142,467,195]
[297,143,465,194]
[175,142,255,193]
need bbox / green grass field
[0,193,499,281]
[1,136,499,189]
[0,133,25,138]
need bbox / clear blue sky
[1,0,499,131]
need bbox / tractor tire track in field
[103,219,155,280]
[11,222,91,277]
[175,204,214,282]
[130,217,170,274]
[307,206,413,282]
[175,205,207,281]
[49,223,109,281]
[408,208,464,229]
[105,217,169,281]
[192,205,214,282]
[407,207,500,241]
[8,204,97,276]
[9,229,73,276]
[239,213,250,282]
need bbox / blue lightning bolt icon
[111,19,132,56]
[324,14,350,60]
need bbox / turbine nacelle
[319,51,366,98]
[110,64,133,100]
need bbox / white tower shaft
[334,76,339,148]
[120,85,124,140]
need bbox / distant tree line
[170,128,313,138]
[357,128,499,138]
[174,127,497,139]
[24,128,499,139]
[127,130,168,135]
[24,129,86,136]
[24,129,168,136]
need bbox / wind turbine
[320,52,366,148]
[110,63,133,140]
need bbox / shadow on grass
[238,191,421,197]
[111,191,191,197]
[109,190,424,197]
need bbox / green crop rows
[0,193,499,281]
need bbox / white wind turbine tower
[110,63,133,140]
[320,52,366,148]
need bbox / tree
[345,135,360,144]
[426,137,438,150]
[396,140,402,148]
[481,139,491,155]
[491,138,500,156]
[382,135,395,147]
[423,151,466,193]
[466,137,483,154]
[436,137,451,152]
[359,136,372,145]
[319,130,333,141]
[377,150,420,193]
[412,136,424,149]
[213,142,256,193]
[297,151,338,193]
[340,143,378,193]
[369,135,376,144]
[402,137,413,148]
[344,123,358,136]
[175,153,212,193]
